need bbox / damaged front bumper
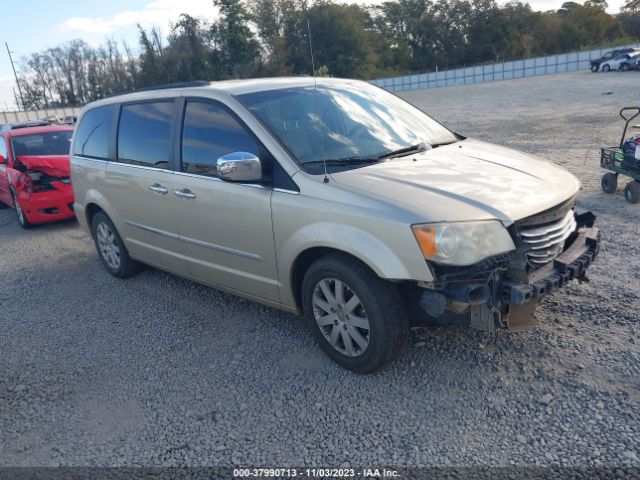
[502,227,600,306]
[411,212,601,331]
[16,183,75,224]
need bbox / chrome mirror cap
[216,152,262,182]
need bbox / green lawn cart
[600,107,640,204]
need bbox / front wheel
[601,172,618,194]
[301,253,409,373]
[602,65,611,72]
[621,64,630,72]
[10,190,32,229]
[624,180,640,204]
[91,211,142,278]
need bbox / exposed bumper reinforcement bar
[502,227,601,306]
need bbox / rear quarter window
[73,105,117,160]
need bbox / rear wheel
[301,253,409,373]
[10,189,32,229]
[602,64,611,72]
[601,172,618,194]
[91,211,142,278]
[624,180,640,204]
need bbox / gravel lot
[1,70,639,471]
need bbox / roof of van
[86,77,362,110]
[195,77,354,95]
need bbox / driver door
[171,98,279,302]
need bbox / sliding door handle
[174,188,196,199]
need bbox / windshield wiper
[378,142,428,159]
[304,157,381,167]
[430,139,459,148]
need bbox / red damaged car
[0,122,74,228]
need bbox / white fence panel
[371,43,640,92]
[1,106,80,124]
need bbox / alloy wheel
[96,222,121,270]
[312,278,370,357]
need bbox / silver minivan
[71,78,600,373]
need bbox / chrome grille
[520,210,577,267]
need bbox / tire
[301,253,409,373]
[10,189,32,229]
[602,64,610,72]
[601,172,617,194]
[621,64,630,72]
[91,211,142,278]
[591,63,599,72]
[624,180,640,204]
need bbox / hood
[15,155,70,177]
[330,138,580,223]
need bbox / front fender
[7,168,22,186]
[277,222,433,307]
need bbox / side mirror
[0,155,6,165]
[217,152,262,182]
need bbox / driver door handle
[149,183,168,194]
[174,188,196,199]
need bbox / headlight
[411,220,515,265]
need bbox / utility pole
[5,42,24,110]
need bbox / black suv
[590,48,637,72]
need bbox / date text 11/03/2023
[233,468,400,478]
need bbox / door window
[181,101,260,177]
[117,101,174,169]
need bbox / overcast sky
[0,0,628,111]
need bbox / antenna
[307,19,329,184]
[307,19,316,78]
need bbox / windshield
[237,82,457,165]
[11,131,73,157]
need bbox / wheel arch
[290,247,368,311]
[85,202,103,228]
[289,244,420,311]
[280,222,432,310]
[79,189,123,236]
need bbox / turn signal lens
[411,225,437,257]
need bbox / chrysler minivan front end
[238,80,601,334]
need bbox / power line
[5,42,24,110]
